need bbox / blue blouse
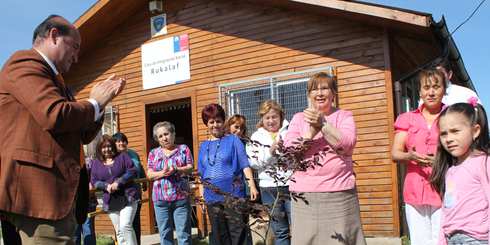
[198,134,250,203]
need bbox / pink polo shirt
[440,154,489,243]
[284,110,357,193]
[394,105,443,207]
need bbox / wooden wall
[68,0,399,237]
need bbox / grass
[96,235,115,245]
[401,235,410,245]
[193,237,209,245]
[94,235,209,245]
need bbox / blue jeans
[260,186,291,245]
[74,216,96,245]
[447,233,488,245]
[133,202,142,245]
[154,198,192,245]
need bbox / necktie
[57,73,84,167]
[55,73,64,84]
[55,73,75,101]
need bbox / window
[220,67,333,133]
[400,76,420,113]
[102,106,118,136]
[83,105,118,159]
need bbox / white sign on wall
[141,34,190,90]
[151,13,167,37]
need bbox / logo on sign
[153,16,165,33]
[151,13,167,37]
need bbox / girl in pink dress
[430,101,490,244]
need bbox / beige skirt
[291,189,366,245]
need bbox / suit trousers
[8,210,76,245]
[1,219,21,245]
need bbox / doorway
[146,98,194,153]
[145,97,199,234]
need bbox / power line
[395,0,487,83]
[450,0,487,36]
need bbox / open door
[144,97,207,237]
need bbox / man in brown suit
[0,15,126,244]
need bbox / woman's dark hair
[225,114,247,137]
[430,103,489,195]
[96,135,119,161]
[201,103,226,125]
[417,69,447,94]
[112,132,128,144]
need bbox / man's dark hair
[430,56,452,72]
[32,15,72,44]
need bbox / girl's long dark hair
[430,103,490,195]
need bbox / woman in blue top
[198,103,258,245]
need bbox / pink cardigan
[284,110,357,192]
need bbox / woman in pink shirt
[430,102,490,245]
[392,69,446,245]
[284,72,365,245]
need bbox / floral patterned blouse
[147,144,193,202]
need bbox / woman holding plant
[198,103,259,245]
[247,100,292,245]
[284,72,366,245]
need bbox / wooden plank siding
[67,0,399,237]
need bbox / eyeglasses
[310,87,331,93]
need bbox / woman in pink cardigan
[284,72,365,245]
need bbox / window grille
[400,75,420,113]
[219,67,334,135]
[102,105,118,136]
[83,106,118,159]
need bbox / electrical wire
[450,0,487,36]
[396,0,487,83]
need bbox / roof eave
[288,0,432,27]
[432,16,475,90]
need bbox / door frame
[140,88,200,234]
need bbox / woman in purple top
[147,121,193,245]
[90,135,139,245]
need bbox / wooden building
[67,0,478,239]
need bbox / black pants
[207,203,252,245]
[1,219,22,245]
[132,202,142,245]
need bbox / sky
[1,0,488,106]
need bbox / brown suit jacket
[0,49,102,222]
